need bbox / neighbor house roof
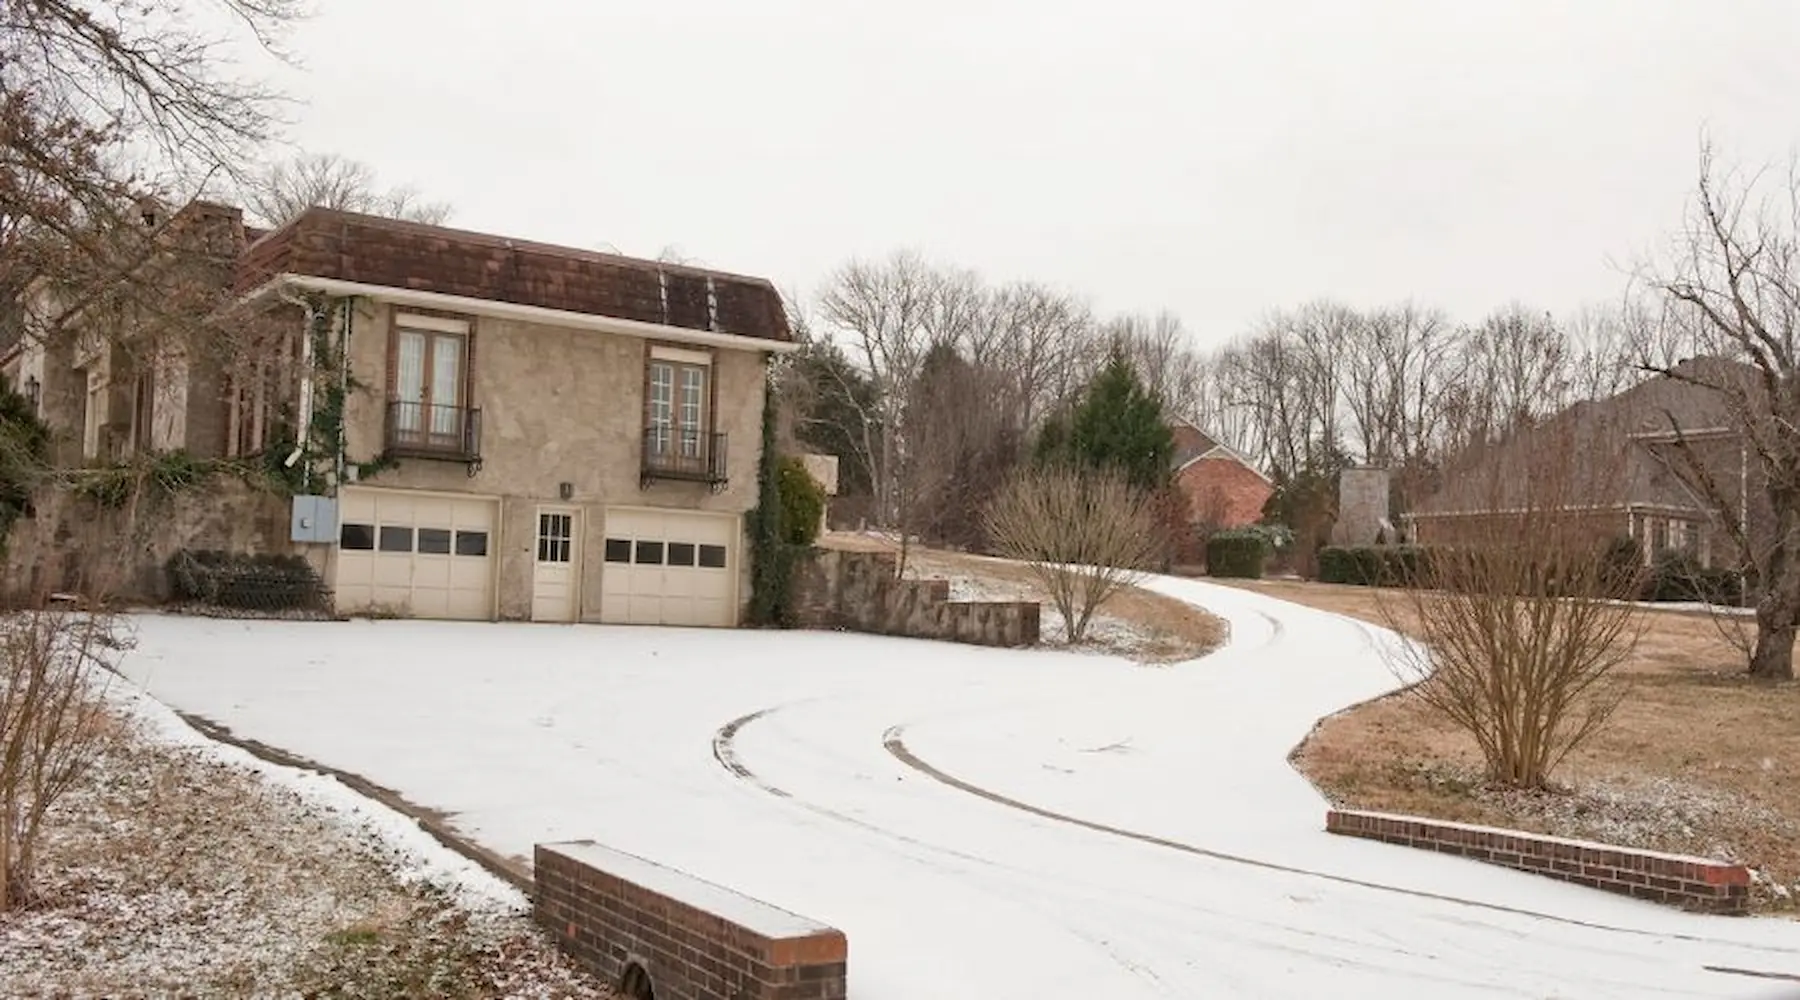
[1413,357,1752,518]
[234,207,791,343]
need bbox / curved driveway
[119,576,1800,998]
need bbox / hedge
[166,550,328,611]
[1645,551,1744,606]
[1316,545,1433,587]
[1206,531,1267,579]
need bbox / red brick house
[1170,418,1274,533]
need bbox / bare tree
[1383,425,1644,788]
[0,607,128,910]
[1637,144,1800,681]
[2,1,300,376]
[1107,310,1205,418]
[984,466,1160,643]
[238,152,452,228]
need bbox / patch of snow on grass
[0,682,611,999]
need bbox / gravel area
[0,690,614,999]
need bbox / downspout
[280,288,321,492]
[337,297,352,490]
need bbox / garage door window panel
[417,528,452,555]
[698,544,727,569]
[379,526,414,552]
[636,540,664,565]
[667,542,696,567]
[604,538,632,563]
[454,530,488,557]
[341,523,376,550]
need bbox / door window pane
[454,530,488,557]
[667,542,696,566]
[378,526,414,552]
[430,333,464,436]
[537,512,572,563]
[698,544,727,569]
[647,362,673,454]
[417,528,452,554]
[604,538,632,563]
[396,331,426,432]
[679,366,705,457]
[341,523,375,550]
[635,540,664,565]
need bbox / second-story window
[392,313,469,448]
[646,348,709,459]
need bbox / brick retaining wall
[534,841,848,999]
[1325,809,1750,914]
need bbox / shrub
[1317,545,1433,587]
[775,457,827,547]
[166,550,327,611]
[1645,550,1744,606]
[1205,531,1267,579]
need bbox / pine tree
[1039,349,1174,491]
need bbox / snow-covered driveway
[117,579,1800,998]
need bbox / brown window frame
[642,344,715,458]
[386,309,477,452]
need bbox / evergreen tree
[1038,349,1174,491]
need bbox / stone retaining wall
[1325,808,1751,913]
[535,841,848,1000]
[792,548,1039,647]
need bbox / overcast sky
[256,0,1800,348]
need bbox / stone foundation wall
[793,548,1039,648]
[2,477,297,605]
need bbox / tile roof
[235,207,790,343]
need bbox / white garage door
[335,488,497,620]
[600,508,737,627]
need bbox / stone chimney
[1332,467,1393,546]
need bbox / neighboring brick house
[1407,358,1768,569]
[1170,419,1274,530]
[6,204,797,625]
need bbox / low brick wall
[793,548,1039,647]
[1325,809,1751,913]
[535,841,848,999]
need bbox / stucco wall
[333,300,767,621]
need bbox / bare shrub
[0,609,129,910]
[1385,424,1645,789]
[985,466,1161,643]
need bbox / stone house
[1406,358,1768,569]
[2,204,796,624]
[1169,418,1274,531]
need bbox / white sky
[253,0,1800,347]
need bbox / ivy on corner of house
[746,368,798,627]
[265,295,398,497]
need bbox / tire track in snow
[881,725,1800,962]
[711,706,1710,997]
[711,705,1176,992]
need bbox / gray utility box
[290,494,340,544]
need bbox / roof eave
[235,274,800,354]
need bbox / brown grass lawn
[1224,579,1800,912]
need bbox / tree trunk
[1748,610,1797,680]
